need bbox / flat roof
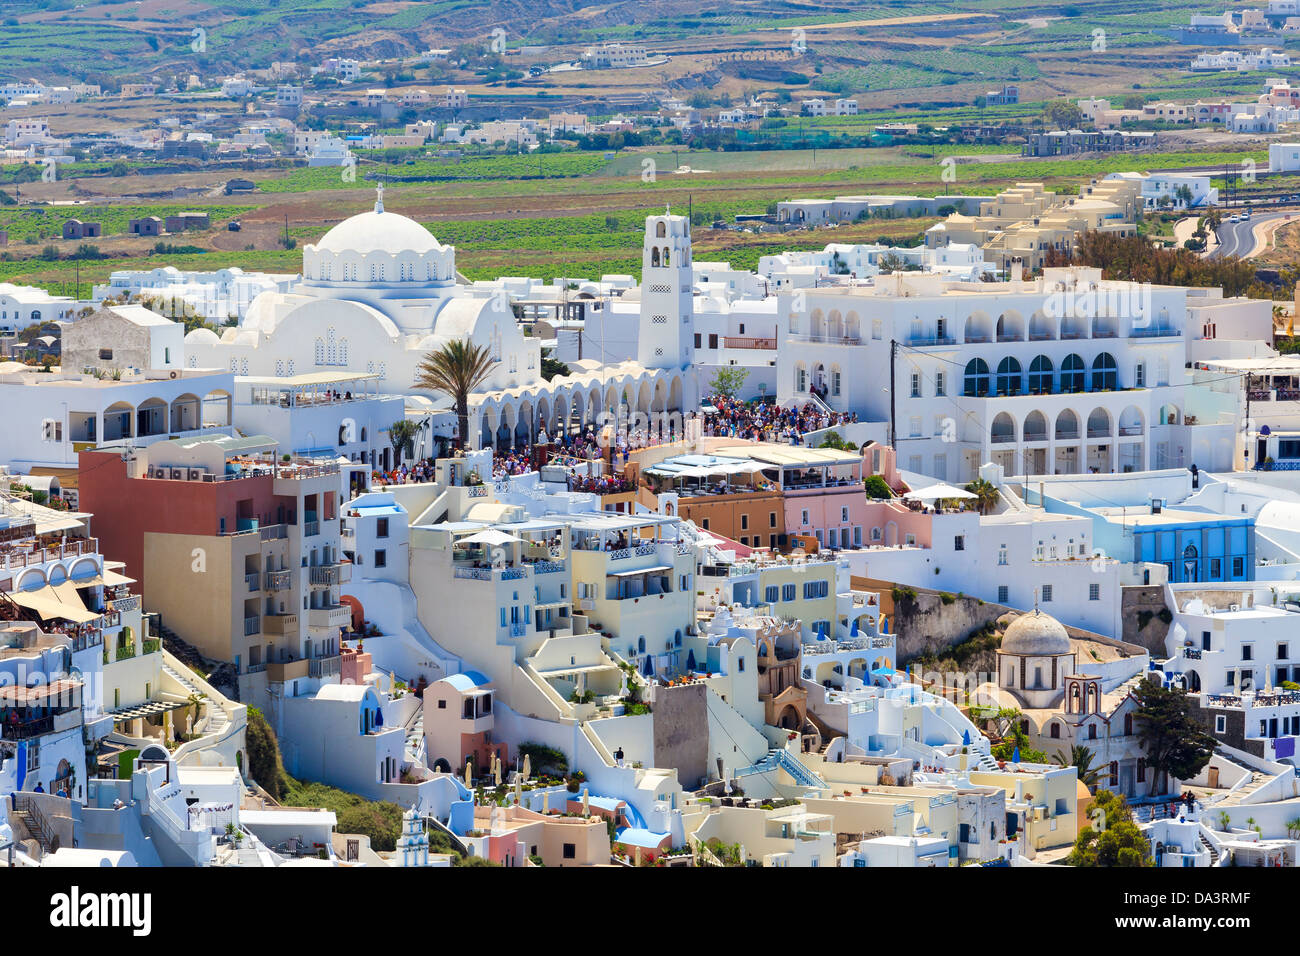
[712,444,860,468]
[240,371,381,387]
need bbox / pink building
[423,671,505,775]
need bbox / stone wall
[1121,585,1172,655]
[652,682,708,788]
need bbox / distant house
[164,212,210,233]
[986,85,1019,106]
[225,178,256,195]
[129,216,163,237]
[61,219,102,240]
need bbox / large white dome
[315,208,445,256]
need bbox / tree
[708,366,749,400]
[413,339,495,450]
[1067,789,1151,866]
[540,348,569,381]
[388,419,419,463]
[1056,744,1104,789]
[1133,682,1216,794]
[991,725,1047,764]
[965,477,999,515]
[1043,99,1083,128]
[1122,94,1145,111]
[863,474,892,499]
[244,706,285,801]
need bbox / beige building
[926,179,1142,272]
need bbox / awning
[9,587,99,624]
[455,529,522,547]
[50,581,89,612]
[108,699,190,721]
[609,565,672,577]
[66,569,136,588]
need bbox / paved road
[1207,211,1292,260]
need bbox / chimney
[1010,257,1023,283]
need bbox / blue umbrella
[962,730,971,747]
[1012,745,1021,764]
[850,618,859,638]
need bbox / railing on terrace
[115,643,136,662]
[0,714,54,740]
[0,537,100,571]
[260,524,288,541]
[531,560,565,574]
[109,595,141,614]
[309,655,341,679]
[722,336,777,350]
[1183,647,1203,659]
[1130,327,1179,338]
[907,335,957,347]
[142,638,160,655]
[791,332,864,345]
[508,622,528,637]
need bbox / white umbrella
[457,528,522,547]
[903,483,977,502]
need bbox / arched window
[995,356,1022,396]
[1028,355,1053,395]
[651,247,660,267]
[656,221,666,238]
[663,247,670,267]
[1061,353,1086,393]
[963,358,990,397]
[1091,352,1118,391]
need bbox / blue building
[1090,505,1253,584]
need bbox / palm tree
[388,419,419,464]
[965,477,999,515]
[1056,744,1104,789]
[413,339,495,450]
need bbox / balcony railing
[722,336,777,350]
[265,569,293,591]
[263,613,299,634]
[245,571,261,591]
[1130,327,1179,338]
[309,563,351,586]
[109,595,141,613]
[1183,647,1203,659]
[309,655,342,679]
[243,615,260,636]
[907,335,957,347]
[115,643,136,662]
[142,638,160,655]
[303,521,320,538]
[0,714,55,740]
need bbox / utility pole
[889,339,898,450]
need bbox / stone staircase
[9,806,54,856]
[1198,831,1221,865]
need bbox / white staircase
[404,705,426,762]
[163,660,227,736]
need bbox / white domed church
[184,188,690,449]
[974,608,1157,798]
